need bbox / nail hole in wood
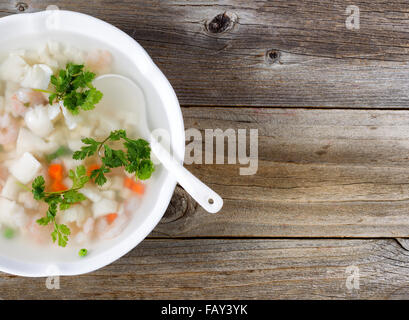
[16,2,28,12]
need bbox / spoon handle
[151,139,223,213]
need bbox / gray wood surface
[2,239,409,299]
[154,107,409,238]
[1,0,409,108]
[1,0,409,300]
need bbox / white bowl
[0,10,185,276]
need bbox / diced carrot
[48,164,64,181]
[123,177,133,189]
[132,182,145,195]
[123,177,145,195]
[51,180,68,192]
[106,213,118,224]
[87,164,100,177]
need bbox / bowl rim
[0,10,185,277]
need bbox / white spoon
[93,74,223,213]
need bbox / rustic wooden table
[2,0,409,299]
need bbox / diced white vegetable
[46,41,62,57]
[0,197,26,228]
[9,152,42,184]
[63,46,85,65]
[110,176,123,191]
[121,188,133,200]
[94,116,121,137]
[92,198,118,219]
[21,64,53,90]
[74,231,87,244]
[81,187,102,203]
[78,125,93,137]
[46,129,65,144]
[62,177,73,190]
[16,127,56,155]
[0,54,29,83]
[101,190,116,200]
[67,139,83,152]
[48,103,61,121]
[1,176,20,201]
[61,103,79,130]
[18,191,39,210]
[58,205,87,227]
[61,157,82,172]
[124,196,140,213]
[24,105,54,137]
[117,204,125,216]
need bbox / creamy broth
[0,41,152,253]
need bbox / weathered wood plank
[1,0,409,108]
[1,239,408,299]
[154,107,409,237]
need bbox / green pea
[78,248,88,257]
[3,228,15,239]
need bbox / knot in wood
[16,2,28,12]
[266,49,281,64]
[161,186,197,224]
[206,12,237,34]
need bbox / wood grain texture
[153,107,409,238]
[1,0,409,107]
[1,0,409,300]
[2,239,409,299]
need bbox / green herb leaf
[32,165,89,248]
[36,216,52,226]
[102,145,128,168]
[80,88,102,111]
[73,138,99,160]
[109,130,127,141]
[91,166,110,186]
[32,176,45,200]
[74,130,155,186]
[68,165,89,189]
[48,63,102,115]
[137,159,155,180]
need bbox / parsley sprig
[73,130,155,186]
[37,63,102,115]
[32,165,89,247]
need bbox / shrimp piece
[10,94,27,117]
[24,215,53,244]
[17,88,47,106]
[83,217,95,234]
[10,89,47,117]
[85,50,112,74]
[0,166,8,189]
[0,113,18,145]
[95,206,128,240]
